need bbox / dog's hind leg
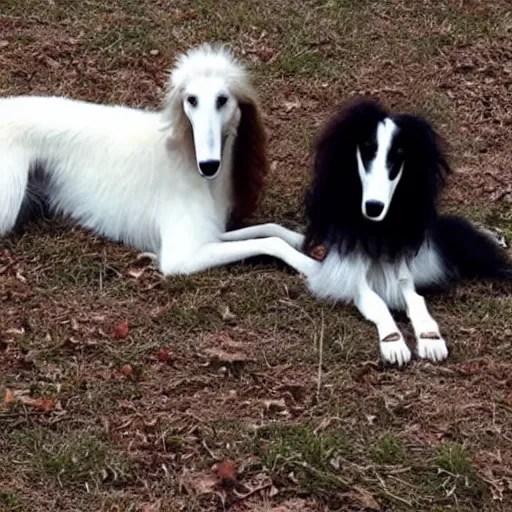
[0,150,31,236]
[355,277,411,366]
[398,262,448,362]
[221,223,305,249]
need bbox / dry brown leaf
[157,348,175,363]
[204,348,250,365]
[120,364,134,378]
[263,398,287,413]
[19,396,54,412]
[187,471,218,495]
[255,47,276,62]
[353,485,381,511]
[113,320,129,340]
[309,244,327,261]
[4,388,16,407]
[216,459,236,488]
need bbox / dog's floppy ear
[396,113,452,196]
[230,96,268,226]
[160,84,191,143]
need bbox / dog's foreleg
[398,262,448,362]
[221,223,305,249]
[355,278,411,366]
[159,238,320,277]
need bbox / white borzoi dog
[0,44,316,277]
[222,98,512,366]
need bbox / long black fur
[304,98,512,281]
[434,215,512,280]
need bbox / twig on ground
[233,481,273,501]
[316,311,325,400]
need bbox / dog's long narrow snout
[360,168,392,222]
[357,146,403,223]
[192,115,222,180]
[362,181,391,222]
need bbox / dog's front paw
[417,335,448,362]
[379,334,411,367]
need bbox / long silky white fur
[0,44,318,276]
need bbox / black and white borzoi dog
[223,99,512,366]
[0,44,316,277]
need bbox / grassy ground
[1,0,512,510]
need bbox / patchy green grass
[0,492,24,511]
[434,442,486,501]
[371,434,407,465]
[89,21,157,55]
[8,428,130,487]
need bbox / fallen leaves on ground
[204,347,250,365]
[308,244,327,261]
[3,388,16,407]
[120,364,134,378]
[3,389,54,412]
[263,398,288,416]
[112,320,130,339]
[157,347,175,363]
[352,485,381,510]
[20,396,55,412]
[185,471,219,495]
[202,332,253,368]
[216,459,237,488]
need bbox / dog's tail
[434,215,512,281]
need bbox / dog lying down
[223,98,512,366]
[0,44,316,278]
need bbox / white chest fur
[307,241,447,311]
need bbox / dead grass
[1,0,512,510]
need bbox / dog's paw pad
[136,252,158,263]
[417,336,448,362]
[380,337,411,367]
[382,332,401,342]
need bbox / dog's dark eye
[187,95,198,107]
[361,140,377,155]
[396,147,404,156]
[216,95,228,109]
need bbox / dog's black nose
[365,200,385,218]
[199,160,220,177]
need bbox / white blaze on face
[183,77,238,179]
[357,118,404,222]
